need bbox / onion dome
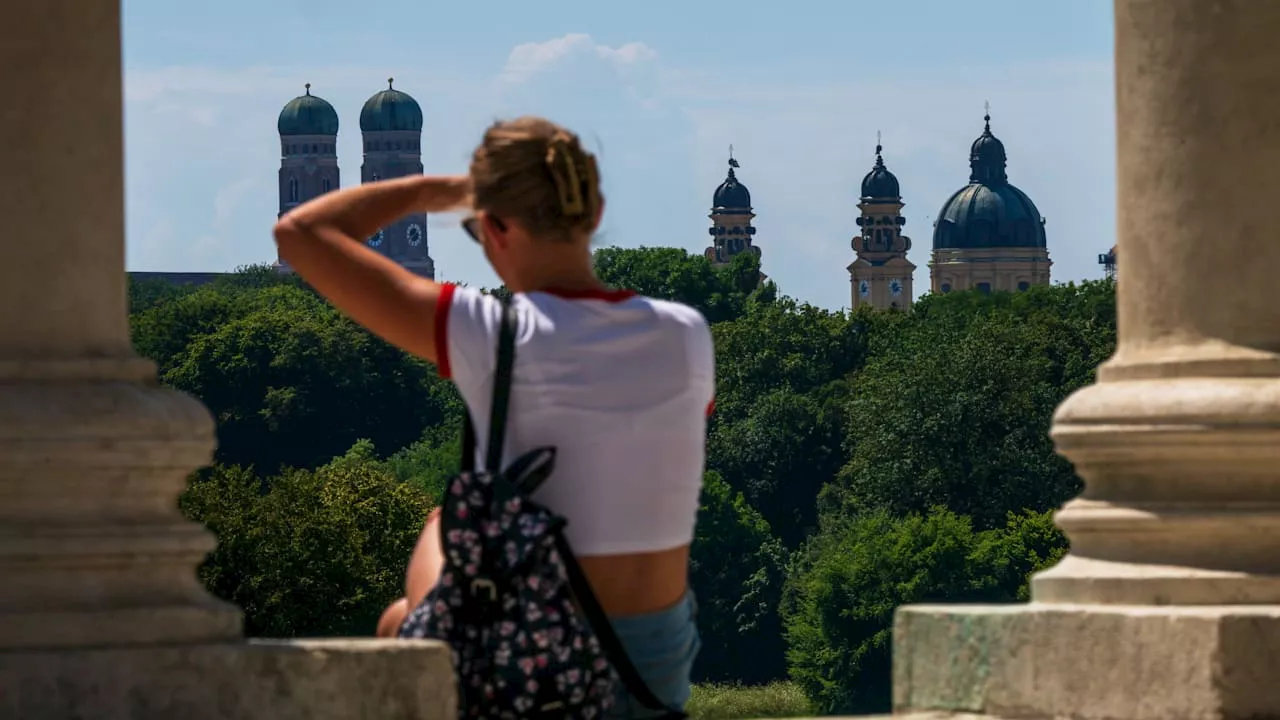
[712,152,751,213]
[359,78,424,132]
[277,83,339,136]
[860,142,900,200]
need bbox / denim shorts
[604,591,702,720]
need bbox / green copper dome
[277,84,339,136]
[932,113,1047,251]
[360,78,424,132]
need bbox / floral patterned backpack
[399,298,685,720]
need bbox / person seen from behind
[273,116,712,719]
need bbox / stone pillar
[1035,0,1280,607]
[0,1,242,649]
[0,5,458,718]
[893,2,1280,718]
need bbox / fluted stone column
[893,2,1280,719]
[0,0,241,651]
[0,4,457,718]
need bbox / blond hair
[469,116,603,241]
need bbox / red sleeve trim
[706,397,716,417]
[433,283,457,379]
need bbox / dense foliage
[131,247,1114,715]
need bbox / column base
[894,604,1280,720]
[0,638,457,720]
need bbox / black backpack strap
[460,297,518,474]
[554,534,688,720]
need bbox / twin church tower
[276,83,1049,308]
[275,81,434,278]
[703,112,1052,310]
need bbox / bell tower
[359,78,434,279]
[275,83,340,272]
[703,147,761,267]
[849,137,915,310]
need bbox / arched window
[1017,281,1031,291]
[322,178,331,193]
[941,283,952,293]
[977,282,992,294]
[288,177,299,203]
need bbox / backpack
[399,298,686,720]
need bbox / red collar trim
[540,287,637,303]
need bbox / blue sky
[122,0,1115,310]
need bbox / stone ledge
[0,638,456,720]
[893,603,1280,720]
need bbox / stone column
[1035,0,1280,607]
[0,1,242,650]
[893,2,1280,718]
[0,5,458,718]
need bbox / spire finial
[876,130,882,156]
[305,82,311,95]
[388,77,394,90]
[727,144,740,170]
[984,100,991,130]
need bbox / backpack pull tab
[469,578,497,602]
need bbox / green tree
[592,246,771,323]
[705,299,883,543]
[690,472,789,684]
[161,286,454,473]
[782,507,1065,715]
[707,389,842,546]
[829,288,1113,528]
[182,452,432,637]
[709,300,886,424]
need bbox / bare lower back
[578,544,691,617]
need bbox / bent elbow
[273,216,314,261]
[273,216,301,247]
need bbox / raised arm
[272,175,469,364]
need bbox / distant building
[929,112,1052,294]
[1099,245,1117,280]
[848,140,915,310]
[704,148,762,268]
[274,79,434,279]
[132,80,438,287]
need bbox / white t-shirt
[435,283,715,556]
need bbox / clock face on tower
[859,280,870,298]
[407,223,423,247]
[889,279,903,297]
[368,230,384,248]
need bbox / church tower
[703,148,761,267]
[849,139,915,310]
[275,84,340,271]
[359,79,434,279]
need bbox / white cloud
[499,34,658,84]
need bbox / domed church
[271,80,435,279]
[929,111,1051,293]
